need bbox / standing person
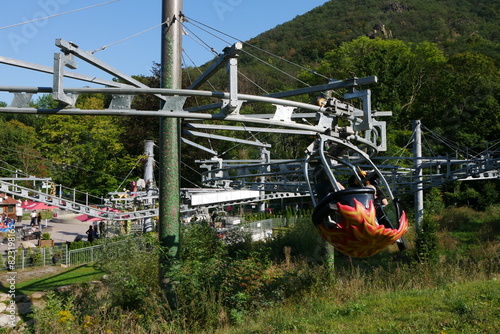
[16,202,23,223]
[93,220,99,239]
[130,181,137,197]
[93,225,99,240]
[36,212,42,226]
[30,210,37,226]
[99,220,106,238]
[86,225,94,243]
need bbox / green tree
[303,37,447,130]
[419,52,500,147]
[39,113,135,196]
[0,118,48,177]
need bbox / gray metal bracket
[221,98,244,115]
[110,94,134,110]
[226,56,239,113]
[161,95,187,111]
[10,93,33,108]
[188,42,243,90]
[272,105,295,122]
[344,88,372,131]
[371,119,387,151]
[53,51,78,106]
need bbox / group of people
[29,210,42,226]
[86,220,106,243]
[0,213,15,232]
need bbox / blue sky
[0,0,327,103]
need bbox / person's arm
[375,186,389,206]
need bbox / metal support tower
[413,120,424,232]
[160,0,183,268]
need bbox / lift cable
[92,19,168,54]
[0,0,121,31]
[184,15,330,81]
[114,154,148,192]
[182,24,220,57]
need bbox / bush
[30,292,76,333]
[24,205,499,333]
[415,216,439,263]
[95,234,163,310]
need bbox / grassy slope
[1,264,103,296]
[224,279,500,334]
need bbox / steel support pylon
[159,0,183,277]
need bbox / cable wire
[92,20,167,53]
[184,15,330,81]
[0,0,121,30]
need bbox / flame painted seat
[311,187,408,257]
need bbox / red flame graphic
[317,198,408,257]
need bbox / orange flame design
[317,199,408,258]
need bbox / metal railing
[3,239,130,271]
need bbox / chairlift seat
[312,187,375,228]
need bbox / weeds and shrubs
[415,216,439,263]
[94,233,163,310]
[25,205,499,333]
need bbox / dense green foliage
[19,205,499,333]
[247,0,499,65]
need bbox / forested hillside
[0,0,498,202]
[249,0,499,64]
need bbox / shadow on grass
[0,264,104,324]
[0,264,104,295]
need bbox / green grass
[224,279,500,334]
[5,264,103,295]
[10,206,499,333]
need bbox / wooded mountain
[249,0,499,65]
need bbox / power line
[92,19,168,53]
[0,0,121,31]
[184,16,330,81]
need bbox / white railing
[3,239,130,271]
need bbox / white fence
[2,240,129,271]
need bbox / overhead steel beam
[183,129,272,148]
[264,76,378,99]
[188,42,243,90]
[55,39,149,89]
[184,123,317,135]
[181,137,218,155]
[0,56,131,88]
[183,77,378,113]
[0,105,326,132]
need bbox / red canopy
[100,207,121,213]
[75,214,102,222]
[24,202,58,210]
[20,200,35,209]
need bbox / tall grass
[21,205,499,333]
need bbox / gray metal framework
[1,38,497,221]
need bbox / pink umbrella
[100,207,122,213]
[25,202,58,210]
[20,200,36,209]
[75,214,102,222]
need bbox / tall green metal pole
[159,0,183,276]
